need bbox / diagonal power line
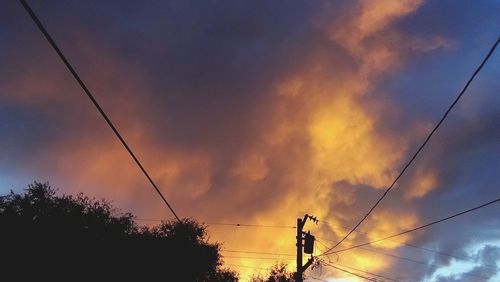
[315,242,402,281]
[319,261,382,282]
[356,247,489,280]
[328,195,500,255]
[308,277,330,282]
[318,236,491,280]
[323,37,500,253]
[18,0,181,222]
[330,261,402,282]
[320,220,477,263]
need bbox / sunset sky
[1,1,499,281]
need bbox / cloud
[1,0,499,280]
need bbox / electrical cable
[223,255,288,260]
[323,37,499,252]
[224,263,269,270]
[307,276,329,282]
[320,220,471,261]
[135,218,296,229]
[221,250,295,257]
[319,261,381,282]
[326,196,500,255]
[324,260,402,282]
[356,247,488,280]
[18,0,181,222]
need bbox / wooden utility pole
[296,214,315,282]
[296,217,303,282]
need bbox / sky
[0,0,499,281]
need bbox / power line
[135,218,296,229]
[318,237,488,280]
[402,242,467,261]
[320,220,476,264]
[224,263,268,270]
[221,250,295,257]
[323,37,500,253]
[315,238,330,252]
[223,255,287,260]
[327,196,500,255]
[135,218,169,222]
[315,238,340,263]
[18,0,181,222]
[205,222,296,229]
[356,247,488,280]
[307,277,329,282]
[226,250,401,281]
[314,244,394,282]
[316,242,402,281]
[225,262,356,282]
[328,261,402,282]
[360,246,430,266]
[319,261,381,282]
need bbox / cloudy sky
[1,0,499,281]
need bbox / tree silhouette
[250,263,296,282]
[0,182,237,281]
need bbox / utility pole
[296,217,303,282]
[296,214,316,282]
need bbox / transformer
[304,232,315,254]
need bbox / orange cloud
[367,211,419,249]
[231,152,269,181]
[405,169,439,199]
[3,1,457,280]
